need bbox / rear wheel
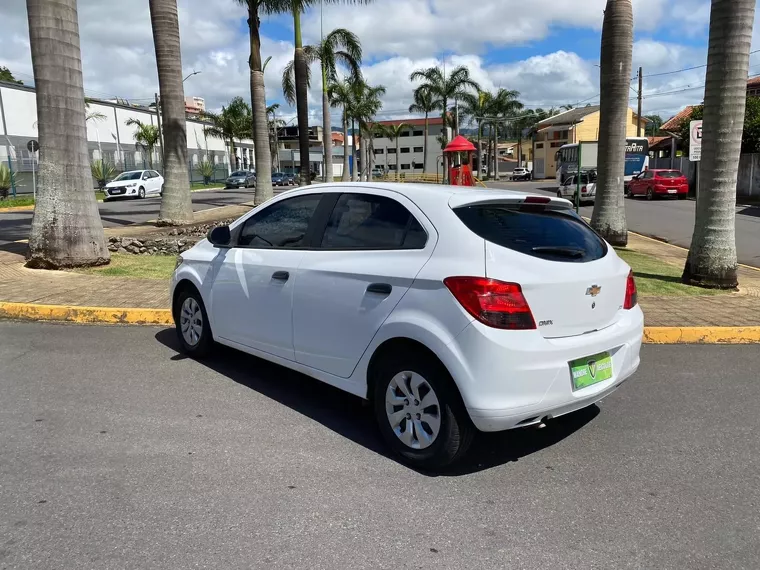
[373,351,474,470]
[646,187,654,201]
[175,287,214,358]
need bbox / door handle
[272,271,289,281]
[366,283,392,295]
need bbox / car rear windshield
[231,171,247,176]
[454,205,608,263]
[656,171,683,179]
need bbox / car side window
[320,193,427,250]
[238,194,322,248]
[142,172,150,179]
[150,171,160,178]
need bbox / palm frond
[281,59,297,106]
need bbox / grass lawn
[191,182,226,190]
[72,254,177,280]
[0,196,36,209]
[615,249,726,297]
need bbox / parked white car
[171,183,643,469]
[104,170,163,200]
[557,173,596,204]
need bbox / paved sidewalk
[1,227,760,327]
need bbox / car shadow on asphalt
[154,329,599,476]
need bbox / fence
[1,155,231,197]
[650,154,760,199]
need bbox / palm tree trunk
[149,0,193,225]
[590,0,633,246]
[442,97,448,183]
[396,136,400,181]
[683,0,754,288]
[321,64,333,183]
[292,9,311,186]
[493,124,500,181]
[341,108,349,181]
[25,0,109,269]
[351,118,358,181]
[248,5,273,205]
[422,113,428,173]
[476,120,481,175]
[517,128,522,168]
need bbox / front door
[292,191,435,378]
[209,193,323,360]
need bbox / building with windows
[531,106,647,179]
[370,117,450,175]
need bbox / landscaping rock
[107,217,235,255]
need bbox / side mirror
[208,225,231,248]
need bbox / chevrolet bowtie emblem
[586,285,602,297]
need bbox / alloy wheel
[180,297,203,346]
[385,371,441,450]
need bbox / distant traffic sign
[27,139,39,153]
[689,120,702,162]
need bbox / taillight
[581,186,587,193]
[624,270,638,309]
[444,277,536,330]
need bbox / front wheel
[373,352,474,470]
[175,288,214,358]
[138,186,146,199]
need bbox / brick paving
[1,225,759,327]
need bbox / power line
[640,48,760,78]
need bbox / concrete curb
[2,301,760,343]
[0,302,172,326]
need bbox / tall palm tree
[125,119,161,168]
[410,64,479,182]
[349,78,385,181]
[682,0,755,288]
[282,28,362,183]
[590,0,633,246]
[267,103,284,172]
[236,1,281,205]
[202,97,252,174]
[492,88,523,177]
[25,0,108,269]
[149,0,192,225]
[408,87,439,173]
[329,79,353,181]
[381,122,409,181]
[459,89,493,175]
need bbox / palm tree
[149,0,192,224]
[410,64,479,182]
[590,0,633,247]
[682,0,755,289]
[267,103,284,172]
[236,0,279,205]
[125,119,161,169]
[459,89,492,174]
[25,0,109,269]
[202,97,251,175]
[408,87,439,173]
[329,80,353,181]
[283,28,362,183]
[381,122,409,181]
[349,77,385,181]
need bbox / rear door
[453,199,630,339]
[292,190,436,378]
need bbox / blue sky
[1,0,758,125]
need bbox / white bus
[556,137,649,186]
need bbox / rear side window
[454,205,607,263]
[320,193,427,250]
[238,194,321,248]
[657,171,683,179]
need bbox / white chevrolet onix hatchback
[171,182,643,469]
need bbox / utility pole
[155,92,165,171]
[637,67,643,137]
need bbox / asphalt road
[1,321,759,569]
[0,189,255,249]
[487,180,760,268]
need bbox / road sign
[27,139,39,153]
[689,120,702,162]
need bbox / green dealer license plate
[569,352,613,391]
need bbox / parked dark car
[225,170,256,189]
[271,172,289,186]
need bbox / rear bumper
[450,306,644,432]
[654,186,688,195]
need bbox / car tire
[138,186,146,199]
[557,190,563,198]
[175,287,214,358]
[372,350,474,470]
[646,187,654,201]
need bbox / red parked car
[627,169,689,200]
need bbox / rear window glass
[656,171,683,179]
[454,205,607,263]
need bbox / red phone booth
[444,135,476,186]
